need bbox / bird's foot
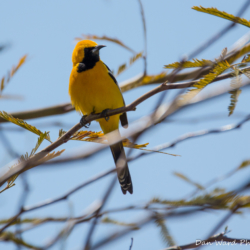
[80,115,91,128]
[101,109,110,121]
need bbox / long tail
[110,142,133,194]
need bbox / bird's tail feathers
[110,142,133,194]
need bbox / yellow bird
[69,40,133,194]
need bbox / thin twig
[137,0,147,75]
[15,174,30,249]
[164,112,248,124]
[129,238,133,250]
[27,168,115,213]
[83,176,117,250]
[156,114,250,149]
[0,211,23,234]
[0,43,10,53]
[0,125,19,158]
[196,205,240,250]
[164,232,250,250]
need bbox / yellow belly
[69,61,124,133]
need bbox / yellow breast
[69,61,124,116]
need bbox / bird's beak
[92,45,106,55]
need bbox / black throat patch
[77,47,99,73]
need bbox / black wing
[103,63,128,128]
[77,63,87,73]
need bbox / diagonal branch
[1,64,250,124]
[0,231,42,250]
[45,114,250,166]
[1,76,249,190]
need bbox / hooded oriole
[68,40,133,194]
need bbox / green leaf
[173,172,204,190]
[192,60,230,90]
[116,51,143,76]
[0,133,64,194]
[101,217,139,230]
[237,160,250,170]
[150,190,237,209]
[220,48,228,61]
[164,58,213,69]
[192,6,250,28]
[116,63,127,76]
[0,55,27,95]
[178,60,230,106]
[228,89,242,116]
[141,71,167,84]
[155,217,175,247]
[243,69,250,80]
[29,132,50,157]
[241,54,250,63]
[228,67,242,116]
[75,34,136,54]
[228,44,250,64]
[0,231,41,250]
[130,51,143,65]
[0,111,51,142]
[60,129,178,156]
[2,132,49,192]
[224,226,229,234]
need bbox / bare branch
[0,103,73,123]
[137,0,147,75]
[0,125,19,158]
[155,115,250,149]
[0,211,23,234]
[76,34,136,54]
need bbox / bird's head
[72,40,106,67]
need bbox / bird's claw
[101,109,110,121]
[80,115,91,128]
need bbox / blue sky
[1,0,250,249]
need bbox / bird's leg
[91,106,96,115]
[101,109,110,121]
[80,115,91,128]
